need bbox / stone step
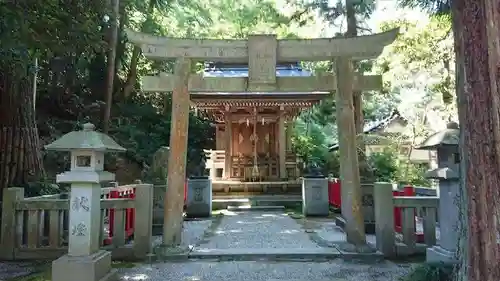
[211,195,301,209]
[159,247,385,262]
[212,195,302,202]
[189,248,341,261]
[226,205,286,211]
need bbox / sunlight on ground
[236,220,272,224]
[279,229,301,234]
[260,214,278,217]
[120,273,149,281]
[215,229,243,234]
[214,209,238,216]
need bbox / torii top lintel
[126,29,399,93]
[125,28,399,63]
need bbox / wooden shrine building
[196,62,327,183]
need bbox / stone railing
[0,183,153,261]
[374,182,439,257]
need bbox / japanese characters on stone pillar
[45,123,126,281]
[416,122,460,264]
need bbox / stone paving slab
[188,247,341,261]
[194,211,321,250]
[116,260,414,281]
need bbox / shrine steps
[227,205,286,211]
[212,194,302,210]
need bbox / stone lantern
[45,123,125,281]
[416,122,460,263]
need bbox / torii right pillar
[335,57,366,246]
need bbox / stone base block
[52,250,117,281]
[302,177,329,217]
[334,216,375,234]
[426,246,457,264]
[303,204,329,217]
[185,203,212,218]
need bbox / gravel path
[152,219,213,249]
[194,211,321,250]
[117,260,413,281]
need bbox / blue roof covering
[198,63,327,95]
[203,64,312,78]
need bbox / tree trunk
[450,1,468,280]
[456,0,500,280]
[345,0,368,180]
[103,0,120,134]
[0,61,46,199]
[122,0,156,100]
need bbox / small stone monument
[302,162,329,216]
[150,146,169,229]
[45,123,126,281]
[417,122,460,263]
[186,161,212,218]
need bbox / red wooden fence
[103,187,136,245]
[328,179,424,242]
[102,181,188,245]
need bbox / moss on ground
[7,261,136,281]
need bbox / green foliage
[397,0,450,15]
[289,0,375,32]
[366,145,431,186]
[401,263,455,281]
[367,148,399,182]
[376,16,456,123]
[291,117,330,169]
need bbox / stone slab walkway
[193,211,322,250]
[117,260,413,281]
[114,211,414,281]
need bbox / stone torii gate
[126,29,399,247]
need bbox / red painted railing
[101,180,188,245]
[328,179,424,242]
[102,186,136,245]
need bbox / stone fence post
[373,182,396,257]
[0,187,24,260]
[133,183,153,258]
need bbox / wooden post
[285,120,292,151]
[163,57,191,246]
[133,183,153,258]
[224,108,232,179]
[209,150,217,179]
[0,187,24,260]
[279,107,286,179]
[334,57,366,245]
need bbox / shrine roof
[194,63,327,96]
[203,63,313,78]
[328,110,405,151]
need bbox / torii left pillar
[163,58,191,246]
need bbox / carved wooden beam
[141,73,381,92]
[125,28,399,62]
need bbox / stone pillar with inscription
[45,123,126,281]
[301,165,329,216]
[186,164,212,217]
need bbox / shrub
[401,263,455,281]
